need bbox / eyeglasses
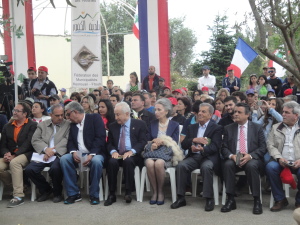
[12,109,23,113]
[65,110,74,117]
[268,71,275,73]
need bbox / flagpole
[99,12,110,79]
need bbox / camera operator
[21,67,37,98]
[30,66,58,108]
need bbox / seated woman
[192,90,203,103]
[98,99,115,130]
[31,102,50,123]
[80,95,95,114]
[145,98,183,205]
[177,97,192,119]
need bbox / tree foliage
[169,17,197,74]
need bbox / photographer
[30,66,57,108]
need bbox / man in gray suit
[25,104,70,203]
[221,103,266,214]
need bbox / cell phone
[283,161,295,167]
[257,101,263,107]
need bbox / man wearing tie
[221,103,266,214]
[25,104,70,203]
[104,102,147,206]
[60,102,106,205]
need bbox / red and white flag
[132,3,139,39]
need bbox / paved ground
[0,182,297,225]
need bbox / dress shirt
[282,122,299,161]
[197,74,216,94]
[193,120,210,154]
[110,118,137,155]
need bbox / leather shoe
[124,195,132,203]
[37,190,52,202]
[170,198,186,209]
[221,199,236,212]
[205,198,215,211]
[52,195,63,203]
[253,199,263,214]
[104,195,116,206]
[270,198,289,212]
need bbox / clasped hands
[231,154,252,167]
[4,152,15,163]
[73,152,94,166]
[191,137,208,153]
[151,138,164,151]
[112,151,133,160]
[43,147,56,162]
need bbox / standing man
[171,103,223,211]
[268,67,282,96]
[221,103,266,214]
[222,66,241,94]
[142,65,160,92]
[25,104,70,203]
[0,102,37,208]
[60,102,106,205]
[266,101,300,211]
[105,102,147,206]
[197,65,216,98]
[30,66,58,108]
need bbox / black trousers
[107,155,141,194]
[222,159,263,198]
[25,157,63,196]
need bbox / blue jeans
[266,161,300,203]
[60,154,104,198]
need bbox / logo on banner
[73,45,99,71]
[72,11,100,34]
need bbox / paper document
[31,152,56,163]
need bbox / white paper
[31,152,56,163]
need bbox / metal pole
[99,12,110,79]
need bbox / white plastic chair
[0,180,4,201]
[191,169,219,205]
[269,183,290,208]
[140,166,177,203]
[104,166,140,202]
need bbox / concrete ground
[0,182,297,225]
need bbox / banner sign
[71,0,102,88]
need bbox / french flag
[138,0,170,86]
[229,38,258,78]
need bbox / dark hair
[132,93,145,102]
[143,92,152,99]
[192,90,203,102]
[192,100,203,113]
[110,94,120,102]
[268,67,276,71]
[124,91,133,98]
[130,72,139,85]
[17,102,31,118]
[115,89,124,95]
[98,99,115,126]
[224,96,238,104]
[31,102,49,117]
[258,75,269,86]
[70,92,81,102]
[177,97,192,115]
[235,102,250,115]
[27,67,36,73]
[249,74,257,85]
[231,91,247,103]
[263,98,284,129]
[107,79,114,84]
[88,93,96,103]
[93,89,101,95]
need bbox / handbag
[143,142,173,161]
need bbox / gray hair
[283,95,298,102]
[199,103,214,114]
[50,104,64,114]
[115,102,131,114]
[283,101,300,115]
[155,98,172,118]
[65,101,84,114]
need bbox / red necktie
[119,125,126,155]
[239,125,247,154]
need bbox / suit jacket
[0,119,37,160]
[67,114,106,157]
[107,119,147,155]
[149,119,179,143]
[181,120,223,175]
[31,119,70,156]
[221,121,266,161]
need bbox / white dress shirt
[197,74,216,94]
[282,122,299,161]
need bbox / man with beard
[142,66,160,92]
[218,96,238,127]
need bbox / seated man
[221,103,266,214]
[60,102,106,205]
[0,102,37,208]
[25,104,70,203]
[105,102,147,206]
[267,101,300,211]
[170,103,223,211]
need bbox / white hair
[115,102,130,114]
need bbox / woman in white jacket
[125,72,141,92]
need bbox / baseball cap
[49,94,60,101]
[163,86,171,90]
[245,89,255,95]
[267,89,275,93]
[38,66,48,73]
[202,65,210,70]
[227,66,234,71]
[284,89,293,97]
[168,97,178,106]
[202,86,209,92]
[60,88,66,92]
[172,89,183,94]
[28,67,36,72]
[181,87,188,92]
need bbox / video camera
[0,55,13,78]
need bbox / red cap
[181,87,188,92]
[38,66,48,73]
[28,67,36,72]
[172,89,183,94]
[280,167,297,189]
[168,97,178,105]
[227,66,234,71]
[202,86,209,92]
[284,88,293,96]
[64,99,73,105]
[163,86,171,90]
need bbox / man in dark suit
[170,103,223,211]
[221,103,266,214]
[60,102,106,205]
[104,102,147,206]
[0,102,37,208]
